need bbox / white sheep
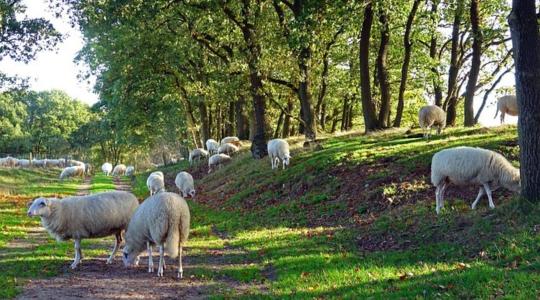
[17,159,30,168]
[217,143,239,156]
[27,191,139,269]
[221,136,241,147]
[189,148,209,166]
[208,154,232,174]
[32,159,46,168]
[112,164,127,176]
[175,171,195,198]
[267,139,291,170]
[206,139,219,155]
[418,105,446,139]
[126,165,135,176]
[67,159,85,167]
[46,159,64,168]
[431,146,520,214]
[85,163,93,175]
[59,165,85,181]
[102,162,113,176]
[494,95,518,124]
[122,192,190,278]
[147,171,165,195]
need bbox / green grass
[0,168,82,197]
[89,173,115,193]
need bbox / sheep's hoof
[70,262,79,269]
[106,258,113,264]
[177,272,183,279]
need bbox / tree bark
[341,95,349,131]
[320,103,327,130]
[235,96,249,140]
[347,99,354,130]
[464,0,482,126]
[509,0,540,202]
[282,97,293,138]
[274,110,284,138]
[429,0,443,107]
[197,100,210,143]
[376,5,391,128]
[226,101,235,136]
[359,2,380,132]
[393,0,421,127]
[445,0,464,126]
[298,47,317,141]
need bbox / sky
[0,0,517,126]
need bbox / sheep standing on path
[122,192,190,278]
[27,191,139,269]
[189,148,209,166]
[147,171,165,195]
[175,171,195,198]
[112,164,127,176]
[59,165,85,181]
[208,154,232,173]
[431,146,520,214]
[418,105,446,139]
[206,139,219,155]
[102,163,113,176]
[267,139,291,170]
[494,95,518,124]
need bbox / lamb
[221,136,241,147]
[217,143,239,156]
[122,192,190,278]
[418,105,446,139]
[147,171,165,195]
[102,162,113,176]
[206,139,219,155]
[27,191,139,269]
[267,139,291,170]
[126,165,135,176]
[112,164,127,176]
[208,154,232,173]
[494,95,518,124]
[431,146,520,214]
[59,165,85,181]
[175,171,195,198]
[189,148,209,166]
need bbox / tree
[508,0,540,201]
[463,0,482,126]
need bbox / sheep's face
[122,245,140,267]
[506,179,521,193]
[27,198,52,218]
[189,189,196,198]
[283,155,291,167]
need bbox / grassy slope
[136,126,540,299]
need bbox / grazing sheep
[112,164,127,176]
[431,146,520,214]
[59,166,85,181]
[85,163,93,175]
[221,136,241,147]
[102,162,113,176]
[217,143,239,156]
[27,191,139,269]
[17,159,30,168]
[494,95,518,124]
[189,148,209,166]
[126,165,135,176]
[67,159,85,167]
[418,105,446,139]
[46,159,64,168]
[122,192,190,278]
[208,154,232,174]
[32,159,46,168]
[175,171,195,198]
[206,139,219,155]
[0,157,16,168]
[147,171,165,196]
[267,139,291,170]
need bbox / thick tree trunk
[282,97,293,138]
[393,0,421,127]
[376,5,391,128]
[359,2,380,132]
[509,0,540,202]
[429,0,443,107]
[445,0,464,126]
[274,111,284,138]
[226,101,235,136]
[464,0,482,126]
[298,47,317,141]
[235,96,249,140]
[197,101,210,143]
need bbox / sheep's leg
[436,182,448,214]
[471,187,485,210]
[147,241,154,273]
[71,239,82,269]
[483,183,495,209]
[435,185,441,214]
[106,232,122,264]
[177,245,183,279]
[157,244,164,277]
[269,154,274,169]
[501,111,505,124]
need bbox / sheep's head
[27,198,52,218]
[122,245,140,267]
[189,189,196,198]
[283,155,291,167]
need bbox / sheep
[59,165,85,181]
[217,143,239,156]
[208,154,232,174]
[221,136,241,147]
[206,139,219,155]
[112,164,127,176]
[431,146,520,214]
[67,159,85,167]
[494,95,518,124]
[189,148,209,166]
[267,139,291,170]
[126,165,135,176]
[147,171,165,196]
[27,191,139,269]
[122,192,190,278]
[46,159,64,168]
[175,171,195,198]
[32,159,46,168]
[102,162,113,176]
[85,163,93,175]
[418,105,446,139]
[17,159,30,168]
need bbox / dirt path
[15,177,268,299]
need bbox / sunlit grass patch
[90,173,115,193]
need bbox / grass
[0,168,82,197]
[134,125,540,298]
[90,173,116,193]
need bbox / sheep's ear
[26,200,34,208]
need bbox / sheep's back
[431,147,494,186]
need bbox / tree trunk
[282,97,293,138]
[274,111,284,138]
[207,103,213,138]
[347,99,354,130]
[197,101,210,143]
[298,47,317,141]
[359,2,380,132]
[393,0,421,127]
[445,0,464,126]
[227,101,235,136]
[509,0,540,202]
[376,5,391,128]
[216,105,222,141]
[341,95,349,131]
[429,0,443,107]
[330,108,340,133]
[464,0,482,126]
[235,96,249,140]
[321,103,327,130]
